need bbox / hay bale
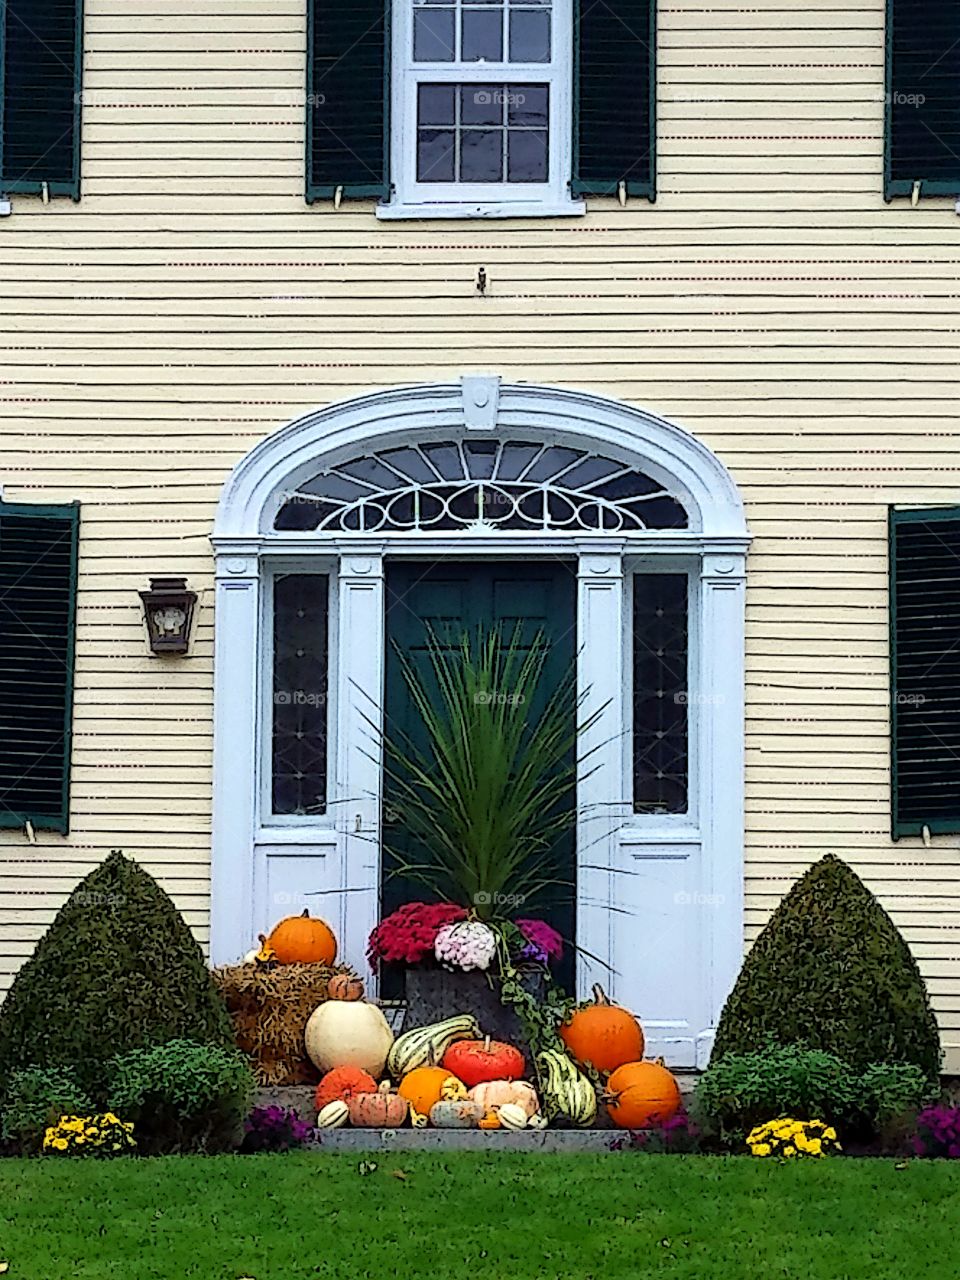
[211,960,355,1086]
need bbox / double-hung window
[307,0,656,218]
[388,0,576,217]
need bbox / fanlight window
[275,439,688,533]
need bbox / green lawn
[2,1152,959,1278]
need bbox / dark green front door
[383,560,577,991]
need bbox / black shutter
[306,0,388,202]
[885,0,960,198]
[574,0,655,199]
[1,0,83,199]
[0,503,79,833]
[889,507,960,838]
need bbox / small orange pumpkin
[560,984,644,1074]
[397,1066,466,1116]
[328,973,365,1001]
[478,1111,501,1130]
[348,1090,409,1128]
[604,1061,682,1129]
[314,1064,377,1111]
[267,909,337,966]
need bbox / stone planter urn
[402,967,547,1062]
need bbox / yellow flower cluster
[746,1117,840,1159]
[43,1112,136,1157]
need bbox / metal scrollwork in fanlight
[274,439,689,534]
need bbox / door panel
[613,843,701,1068]
[384,560,577,991]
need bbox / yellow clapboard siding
[2,0,960,1051]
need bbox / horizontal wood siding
[3,0,960,1065]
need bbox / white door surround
[211,378,750,1068]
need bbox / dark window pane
[507,84,548,127]
[461,84,503,125]
[418,83,456,125]
[273,574,329,816]
[633,574,688,814]
[418,129,456,181]
[507,131,548,180]
[509,9,550,61]
[462,8,503,60]
[414,9,456,60]
[460,128,503,181]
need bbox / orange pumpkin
[397,1066,466,1116]
[604,1061,681,1129]
[560,984,644,1073]
[443,1037,524,1087]
[314,1064,377,1111]
[267,909,337,966]
[328,973,365,1001]
[478,1111,501,1130]
[348,1090,409,1128]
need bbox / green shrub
[1,1067,93,1153]
[0,850,235,1098]
[859,1061,936,1129]
[693,1043,860,1145]
[711,854,941,1080]
[106,1038,255,1154]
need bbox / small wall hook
[334,185,343,210]
[476,266,487,296]
[617,180,627,208]
[911,180,921,207]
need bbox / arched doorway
[211,377,750,1067]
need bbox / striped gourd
[536,1049,598,1127]
[387,1014,482,1079]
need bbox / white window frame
[622,559,701,834]
[379,0,585,220]
[259,562,338,831]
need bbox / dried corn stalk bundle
[211,961,354,1085]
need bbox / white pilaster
[698,550,747,1060]
[576,548,627,998]
[210,551,261,965]
[336,553,385,978]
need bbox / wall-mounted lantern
[139,577,197,655]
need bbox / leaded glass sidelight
[272,574,329,815]
[275,438,688,533]
[633,573,689,813]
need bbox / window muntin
[633,573,689,815]
[390,0,573,211]
[271,573,330,816]
[275,438,688,534]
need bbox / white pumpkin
[305,1000,395,1077]
[316,1100,349,1129]
[527,1113,548,1130]
[242,948,259,965]
[497,1102,529,1131]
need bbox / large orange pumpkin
[397,1066,466,1115]
[604,1061,681,1129]
[267,909,337,965]
[560,984,644,1073]
[314,1064,377,1111]
[442,1037,524,1087]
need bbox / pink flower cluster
[515,918,564,965]
[367,901,468,968]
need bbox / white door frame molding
[210,379,750,1058]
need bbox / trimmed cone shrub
[0,850,235,1097]
[711,854,941,1081]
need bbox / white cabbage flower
[434,920,497,972]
